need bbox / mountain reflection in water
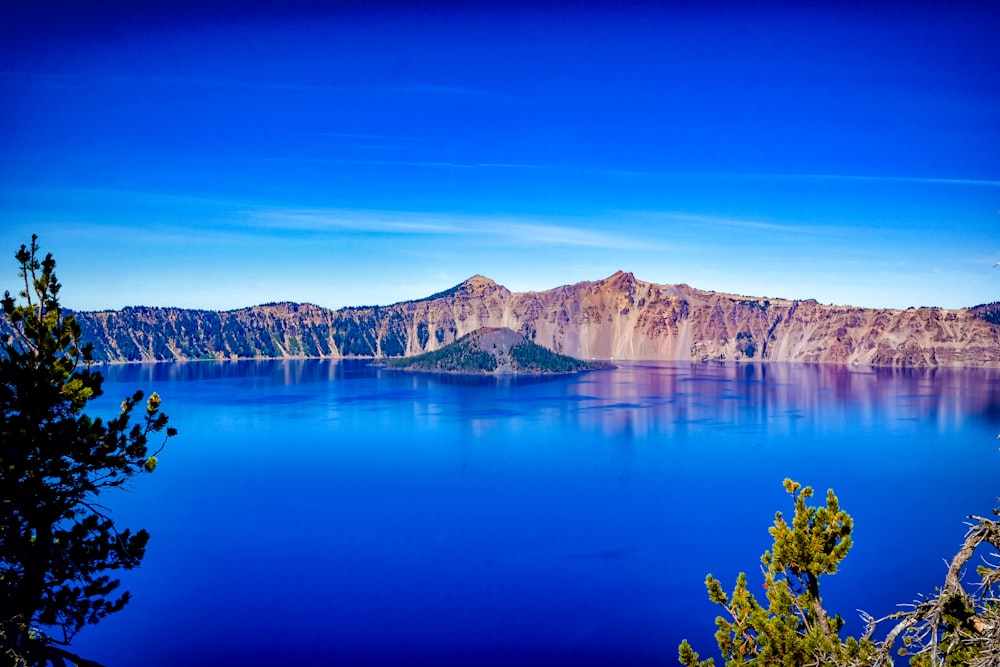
[73,360,998,667]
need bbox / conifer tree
[678,479,877,666]
[679,479,1000,666]
[865,505,1000,666]
[0,236,176,666]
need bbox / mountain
[64,271,1000,367]
[384,327,610,374]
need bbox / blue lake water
[71,360,1000,666]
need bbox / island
[383,327,613,375]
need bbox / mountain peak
[462,274,497,289]
[600,270,640,289]
[424,275,501,301]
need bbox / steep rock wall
[70,271,1000,367]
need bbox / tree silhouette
[0,236,176,667]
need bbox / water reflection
[559,362,1000,437]
[98,359,1000,438]
[97,358,351,385]
[81,358,1000,667]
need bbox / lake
[71,360,1000,666]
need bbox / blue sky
[1,1,998,311]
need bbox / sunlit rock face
[72,272,1000,367]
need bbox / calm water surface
[72,360,1000,666]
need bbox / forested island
[384,327,612,375]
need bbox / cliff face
[71,271,1000,367]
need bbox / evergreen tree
[679,479,877,666]
[680,479,1000,666]
[0,236,176,666]
[866,505,1000,666]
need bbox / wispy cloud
[493,221,656,250]
[621,210,836,236]
[1,187,658,250]
[249,156,553,171]
[737,172,1000,188]
[245,159,1000,189]
[434,166,1000,188]
[247,209,459,234]
[245,208,661,250]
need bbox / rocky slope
[384,327,610,374]
[68,272,1000,367]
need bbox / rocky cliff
[69,271,1000,367]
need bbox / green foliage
[0,236,176,666]
[416,321,430,350]
[386,338,498,372]
[387,328,609,374]
[679,479,876,667]
[876,507,1000,667]
[508,342,594,373]
[737,299,771,313]
[970,302,1000,326]
[734,331,757,359]
[334,314,380,357]
[378,310,408,357]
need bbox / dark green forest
[386,338,498,373]
[508,342,599,373]
[385,328,609,374]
